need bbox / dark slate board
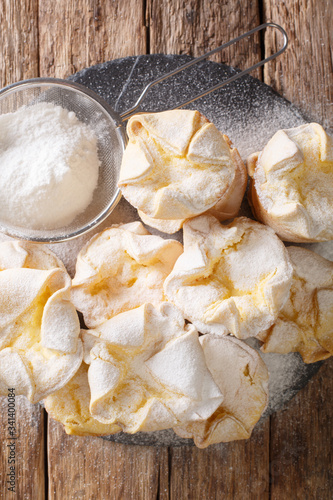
[69,55,325,446]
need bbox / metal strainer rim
[0,78,127,243]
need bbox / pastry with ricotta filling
[174,335,269,448]
[259,246,333,363]
[247,123,333,242]
[118,110,247,233]
[0,241,82,403]
[164,215,293,339]
[71,221,183,328]
[44,362,121,436]
[81,303,223,433]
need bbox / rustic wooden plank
[47,418,169,500]
[38,0,147,78]
[270,358,333,498]
[263,0,333,129]
[0,0,39,86]
[147,0,262,78]
[169,421,270,500]
[0,396,45,499]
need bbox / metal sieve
[0,23,287,243]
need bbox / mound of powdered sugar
[0,102,100,230]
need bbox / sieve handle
[120,22,288,121]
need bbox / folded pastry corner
[173,335,269,448]
[81,303,223,433]
[44,362,121,436]
[118,110,247,234]
[247,123,333,242]
[71,222,183,328]
[258,246,333,363]
[0,239,66,271]
[164,214,293,339]
[0,241,82,403]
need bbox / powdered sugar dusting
[263,351,308,413]
[0,102,100,230]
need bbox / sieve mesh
[0,80,125,242]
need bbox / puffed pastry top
[44,362,121,436]
[247,123,333,242]
[81,303,223,433]
[258,246,333,363]
[164,215,293,339]
[0,241,82,403]
[71,221,183,328]
[118,110,247,233]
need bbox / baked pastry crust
[259,246,333,363]
[174,335,269,447]
[44,362,121,436]
[247,123,333,242]
[118,110,247,233]
[71,221,183,328]
[164,214,293,339]
[81,303,223,433]
[0,241,82,403]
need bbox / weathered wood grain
[148,0,262,78]
[47,418,169,500]
[0,4,45,498]
[38,0,147,78]
[0,397,45,499]
[0,0,39,86]
[169,421,270,500]
[263,0,333,129]
[270,358,333,499]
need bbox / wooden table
[0,1,332,498]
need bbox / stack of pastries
[1,111,332,448]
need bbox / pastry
[259,246,333,363]
[247,123,333,242]
[81,303,223,433]
[164,215,293,339]
[0,241,82,403]
[71,221,183,328]
[174,335,269,447]
[44,362,121,436]
[118,110,247,233]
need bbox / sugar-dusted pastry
[44,362,121,436]
[0,241,82,403]
[247,123,333,242]
[71,222,183,328]
[118,110,247,234]
[174,335,269,447]
[164,215,293,339]
[0,239,66,271]
[258,246,333,363]
[82,303,223,433]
